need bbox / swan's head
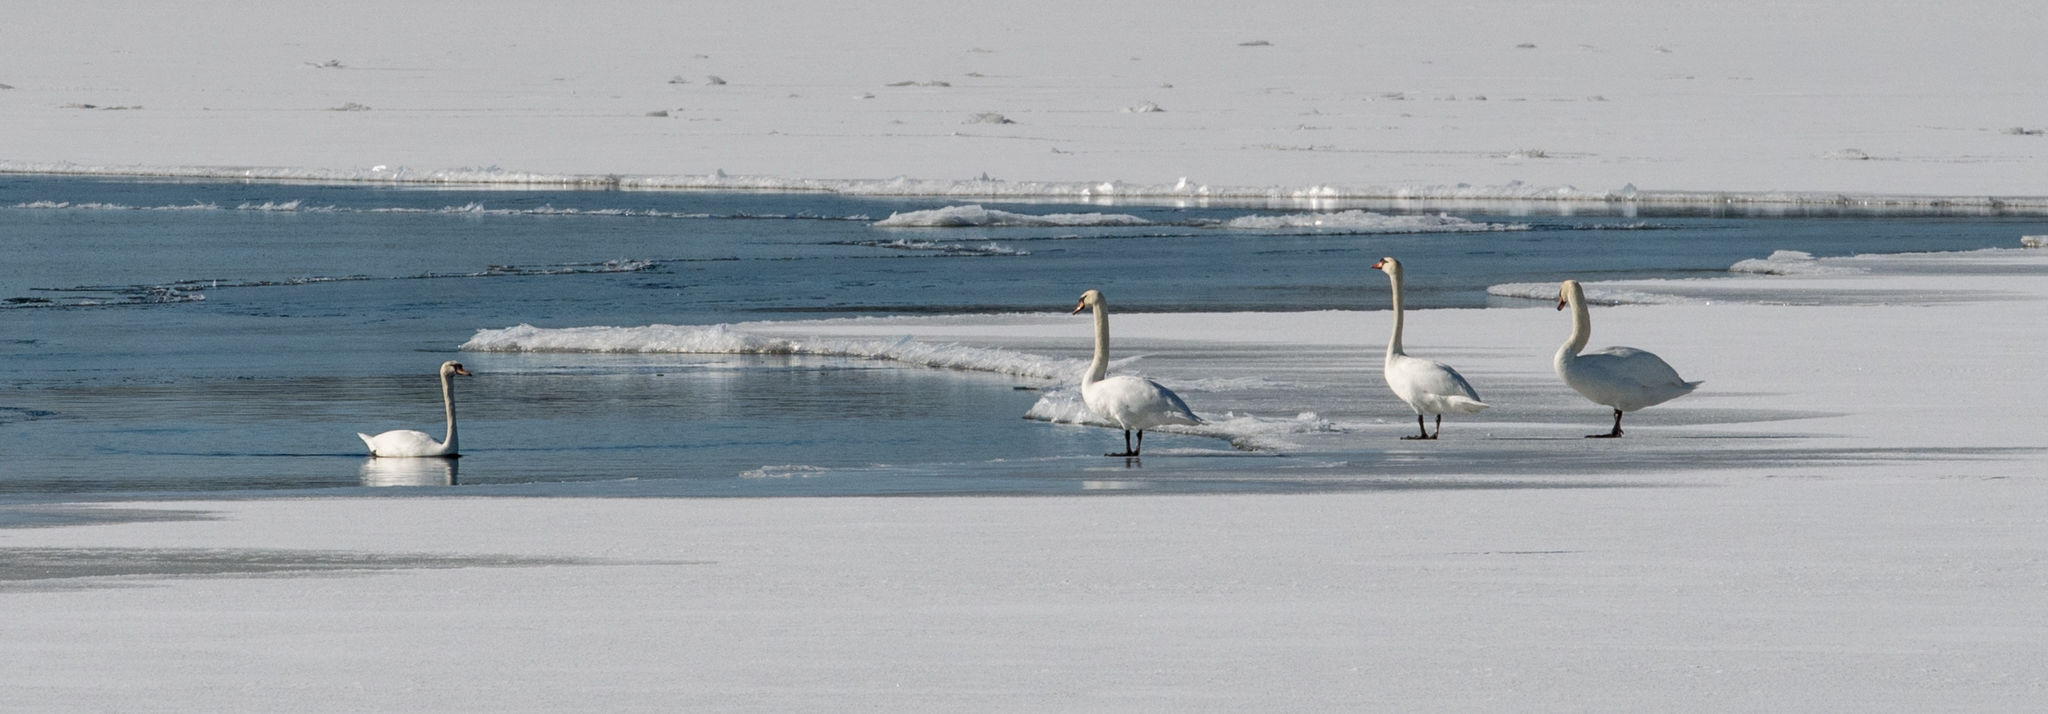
[440,361,473,377]
[1370,256,1400,275]
[1556,279,1583,311]
[1071,289,1104,315]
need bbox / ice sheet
[6,2,2048,200]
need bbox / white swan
[1554,280,1701,437]
[358,361,471,457]
[1071,289,1201,456]
[1372,257,1488,439]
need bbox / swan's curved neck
[1085,302,1110,386]
[1385,267,1407,357]
[1556,285,1592,368]
[440,370,459,452]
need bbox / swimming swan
[358,360,471,457]
[1071,289,1201,456]
[1554,280,1700,437]
[1372,257,1488,439]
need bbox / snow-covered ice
[5,1,2048,203]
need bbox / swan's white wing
[360,429,450,458]
[1386,354,1489,414]
[1084,375,1202,430]
[1568,347,1700,411]
[1147,379,1203,425]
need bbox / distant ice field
[2,177,2045,499]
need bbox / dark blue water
[2,176,2043,499]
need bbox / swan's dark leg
[1402,414,1438,440]
[1586,408,1625,438]
[1108,428,1139,457]
[1135,430,1145,456]
[1433,414,1443,439]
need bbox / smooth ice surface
[5,1,2048,202]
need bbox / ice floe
[1728,250,1868,275]
[1221,210,1526,233]
[836,239,1029,256]
[872,205,1150,228]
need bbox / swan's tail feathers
[1444,396,1491,412]
[1681,380,1704,393]
[357,433,377,454]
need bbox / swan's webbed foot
[1400,434,1437,440]
[1105,451,1139,457]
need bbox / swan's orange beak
[1555,297,1568,311]
[1070,300,1086,315]
[454,366,473,376]
[1370,259,1387,270]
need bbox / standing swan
[358,361,472,457]
[1372,257,1488,439]
[1554,280,1701,438]
[1071,289,1201,456]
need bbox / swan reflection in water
[359,457,458,487]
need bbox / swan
[1554,280,1701,438]
[1071,289,1201,456]
[1372,257,1488,439]
[358,361,471,457]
